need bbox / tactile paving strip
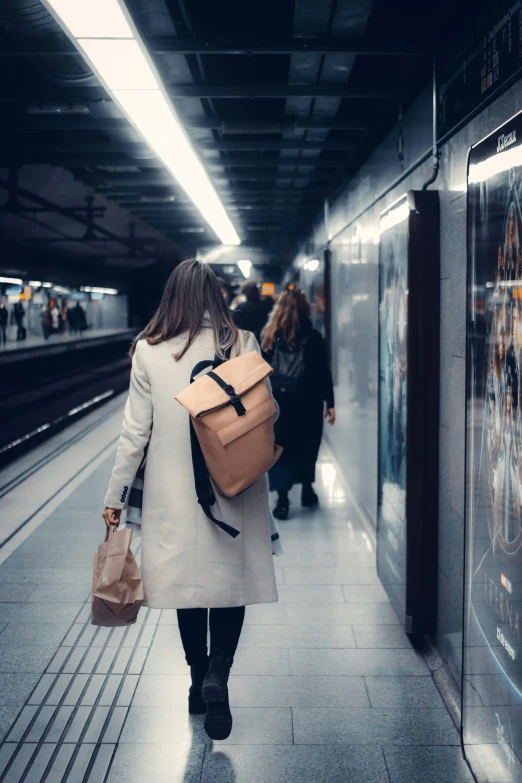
[0,596,161,782]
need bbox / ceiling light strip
[41,0,240,246]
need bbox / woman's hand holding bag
[102,507,121,528]
[91,523,144,627]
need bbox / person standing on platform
[50,303,60,334]
[232,281,271,344]
[71,302,87,335]
[0,302,7,346]
[262,288,335,520]
[40,306,52,340]
[13,300,25,341]
[66,304,74,334]
[102,259,280,742]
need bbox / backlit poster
[378,196,409,620]
[377,192,439,634]
[463,110,522,782]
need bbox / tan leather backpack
[175,350,282,537]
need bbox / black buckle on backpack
[229,394,246,416]
[207,372,247,417]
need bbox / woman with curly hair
[262,288,335,520]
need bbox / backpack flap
[213,393,277,446]
[175,351,272,417]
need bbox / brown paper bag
[91,527,144,627]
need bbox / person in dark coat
[232,281,271,344]
[71,302,87,334]
[13,301,25,341]
[0,302,8,346]
[40,306,52,340]
[261,288,335,520]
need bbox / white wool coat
[104,326,280,609]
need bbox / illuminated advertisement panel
[377,191,439,633]
[463,110,522,781]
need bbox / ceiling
[0,0,474,284]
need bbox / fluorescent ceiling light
[29,280,42,287]
[379,200,410,234]
[354,223,379,245]
[42,0,240,247]
[42,282,53,288]
[80,286,119,295]
[237,260,252,278]
[27,104,90,115]
[78,40,158,90]
[0,276,23,284]
[469,144,522,184]
[44,0,133,38]
[114,90,239,245]
[140,195,175,203]
[304,259,320,272]
[197,245,241,264]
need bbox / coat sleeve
[104,340,153,509]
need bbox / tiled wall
[296,78,522,688]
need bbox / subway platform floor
[0,328,135,355]
[0,400,474,783]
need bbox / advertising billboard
[463,110,522,781]
[377,191,439,633]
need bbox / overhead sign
[20,287,32,301]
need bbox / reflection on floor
[0,440,474,783]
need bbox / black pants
[177,606,245,667]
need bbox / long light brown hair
[261,288,311,351]
[131,258,239,360]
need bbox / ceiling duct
[0,0,95,85]
[221,121,297,135]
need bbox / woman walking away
[262,289,335,520]
[103,259,280,740]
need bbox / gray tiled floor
[0,447,465,782]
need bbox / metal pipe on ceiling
[0,85,392,101]
[0,35,423,57]
[9,116,367,131]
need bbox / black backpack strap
[189,351,240,539]
[189,341,232,383]
[206,372,246,416]
[190,358,216,383]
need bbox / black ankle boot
[273,495,290,520]
[301,484,319,507]
[201,653,233,740]
[188,656,209,715]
